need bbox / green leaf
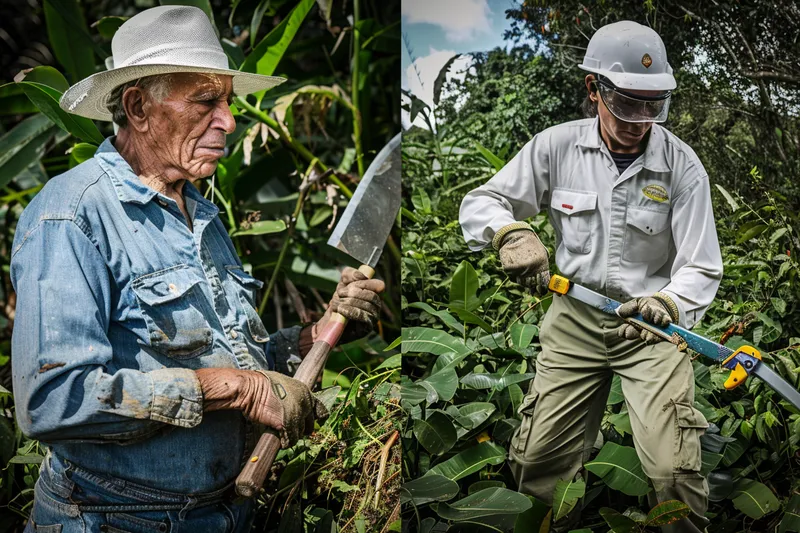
[93,16,127,40]
[309,206,333,227]
[231,220,287,237]
[700,450,723,477]
[608,411,632,436]
[460,372,534,391]
[453,402,496,434]
[424,368,458,402]
[715,184,739,211]
[0,113,61,188]
[374,354,401,371]
[451,307,492,333]
[44,0,101,84]
[436,487,532,521]
[68,143,98,168]
[241,0,315,76]
[433,54,461,106]
[474,142,505,172]
[400,381,427,407]
[427,441,507,481]
[509,323,538,350]
[645,500,691,526]
[607,375,624,405]
[0,84,38,115]
[599,508,641,532]
[552,478,585,521]
[584,442,651,496]
[8,454,45,465]
[415,411,458,455]
[736,223,768,244]
[779,494,800,533]
[408,302,465,335]
[730,479,780,519]
[468,481,505,494]
[401,474,459,506]
[14,65,69,92]
[450,260,481,311]
[411,187,432,213]
[402,327,472,356]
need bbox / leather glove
[493,223,550,296]
[196,368,328,448]
[314,266,385,344]
[616,293,679,344]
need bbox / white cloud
[403,0,491,43]
[402,47,474,130]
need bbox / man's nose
[214,101,236,134]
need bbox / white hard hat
[578,21,676,91]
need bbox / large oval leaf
[584,442,650,496]
[230,219,287,237]
[402,327,471,356]
[427,441,506,481]
[43,0,99,84]
[401,474,459,506]
[646,499,691,526]
[0,113,62,189]
[731,479,780,519]
[414,411,457,455]
[599,508,640,532]
[424,368,458,402]
[436,487,532,521]
[240,0,315,76]
[552,477,585,521]
[509,323,538,350]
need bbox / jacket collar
[576,117,672,172]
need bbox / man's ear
[122,87,149,133]
[585,75,598,103]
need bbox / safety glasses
[595,78,671,123]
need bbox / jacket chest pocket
[550,188,597,255]
[624,207,671,263]
[225,266,270,344]
[132,265,213,359]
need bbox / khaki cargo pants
[509,293,710,532]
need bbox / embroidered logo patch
[642,53,652,68]
[642,184,669,203]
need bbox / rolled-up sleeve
[660,175,723,328]
[459,134,551,250]
[11,219,203,443]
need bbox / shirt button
[168,283,178,293]
[231,330,238,339]
[157,199,168,207]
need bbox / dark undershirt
[610,150,643,174]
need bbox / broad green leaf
[427,441,506,481]
[513,495,550,532]
[475,142,505,172]
[450,260,481,311]
[607,375,624,405]
[433,54,461,106]
[14,65,69,92]
[436,487,532,521]
[779,494,800,533]
[230,220,287,237]
[552,478,585,521]
[374,354,401,371]
[454,403,496,434]
[607,411,632,436]
[241,0,315,76]
[599,508,640,532]
[645,500,691,526]
[736,222,768,244]
[411,187,432,213]
[93,16,127,40]
[424,368,458,402]
[409,302,465,335]
[715,184,739,211]
[509,323,538,350]
[584,442,650,496]
[0,84,38,115]
[730,479,780,519]
[400,382,427,407]
[44,0,100,83]
[8,454,44,465]
[68,143,98,168]
[402,327,471,356]
[0,114,61,188]
[309,206,333,227]
[401,474,459,506]
[460,372,534,391]
[18,82,104,144]
[700,450,723,477]
[452,307,492,333]
[468,481,505,494]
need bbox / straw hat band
[119,45,229,70]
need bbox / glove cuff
[492,222,533,250]
[652,292,680,323]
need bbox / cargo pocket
[550,188,597,255]
[511,392,539,455]
[674,402,709,472]
[32,521,62,533]
[225,265,270,343]
[132,265,213,359]
[623,207,671,263]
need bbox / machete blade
[327,133,401,268]
[752,362,800,411]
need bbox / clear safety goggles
[595,78,671,123]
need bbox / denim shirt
[10,137,303,493]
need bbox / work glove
[493,223,551,296]
[616,293,680,344]
[313,266,385,344]
[196,368,328,448]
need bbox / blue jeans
[25,452,255,532]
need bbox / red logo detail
[562,203,573,209]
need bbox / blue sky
[401,0,533,127]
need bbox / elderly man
[460,21,722,532]
[12,6,383,532]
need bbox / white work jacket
[459,117,723,328]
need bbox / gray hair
[106,74,174,127]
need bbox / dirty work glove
[314,266,385,344]
[616,293,680,344]
[493,222,550,296]
[196,368,327,448]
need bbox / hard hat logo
[642,53,652,68]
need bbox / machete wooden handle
[235,265,375,498]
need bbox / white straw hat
[59,5,286,121]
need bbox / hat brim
[578,65,676,91]
[59,64,286,121]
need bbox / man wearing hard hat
[460,21,722,531]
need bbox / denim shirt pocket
[225,265,270,344]
[131,265,213,359]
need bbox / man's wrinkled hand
[616,295,677,344]
[497,227,550,296]
[315,266,385,344]
[196,368,327,448]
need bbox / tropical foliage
[401,1,800,531]
[0,1,401,532]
